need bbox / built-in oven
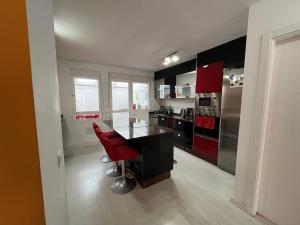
[194,93,221,139]
[195,93,221,117]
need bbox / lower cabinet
[174,131,185,147]
[158,115,171,127]
[158,116,193,151]
[193,134,218,164]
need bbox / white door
[258,34,300,225]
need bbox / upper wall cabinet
[155,78,171,99]
[154,59,197,99]
[175,71,196,98]
[197,36,246,68]
[196,61,224,93]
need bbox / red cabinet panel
[196,61,224,93]
[194,116,215,129]
[193,135,218,164]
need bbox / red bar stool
[100,133,139,194]
[92,122,119,163]
[93,122,125,177]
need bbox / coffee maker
[185,108,194,120]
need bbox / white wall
[234,0,300,215]
[26,0,69,224]
[57,59,158,153]
[158,99,195,114]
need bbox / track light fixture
[163,52,180,66]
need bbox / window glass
[133,83,149,109]
[74,77,100,112]
[111,81,129,111]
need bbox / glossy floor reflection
[66,145,266,225]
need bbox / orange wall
[0,1,46,225]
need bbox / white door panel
[258,35,300,225]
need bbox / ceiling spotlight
[162,51,180,66]
[171,55,179,62]
[163,60,170,66]
[164,56,171,63]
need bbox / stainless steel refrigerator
[218,68,244,175]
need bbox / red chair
[93,122,126,177]
[100,133,139,194]
[92,122,119,163]
[92,122,118,139]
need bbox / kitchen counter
[103,117,174,188]
[156,113,194,123]
[103,118,173,140]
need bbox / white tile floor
[65,145,267,225]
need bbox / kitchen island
[103,118,174,188]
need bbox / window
[132,82,149,109]
[111,81,129,111]
[73,77,100,113]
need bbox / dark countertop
[103,118,174,140]
[156,113,194,123]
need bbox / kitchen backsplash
[157,98,195,114]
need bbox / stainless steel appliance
[185,108,194,120]
[218,68,244,175]
[194,93,221,139]
[180,108,186,118]
[195,93,221,117]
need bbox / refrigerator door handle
[219,119,223,149]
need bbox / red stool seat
[92,122,119,139]
[99,133,138,161]
[104,131,118,139]
[93,122,125,164]
[99,132,139,194]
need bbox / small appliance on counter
[154,106,173,116]
[180,108,186,118]
[185,108,194,120]
[166,106,173,116]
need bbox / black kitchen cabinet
[173,119,193,150]
[158,115,168,127]
[158,115,173,128]
[157,115,194,151]
[155,59,197,99]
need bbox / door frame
[250,22,300,215]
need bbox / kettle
[180,108,186,118]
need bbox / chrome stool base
[106,163,121,177]
[111,160,136,194]
[111,177,136,194]
[100,155,112,163]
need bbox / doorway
[256,26,300,225]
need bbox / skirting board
[231,198,275,225]
[230,197,247,212]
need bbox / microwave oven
[195,93,221,117]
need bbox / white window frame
[72,73,102,114]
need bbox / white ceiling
[54,0,259,71]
